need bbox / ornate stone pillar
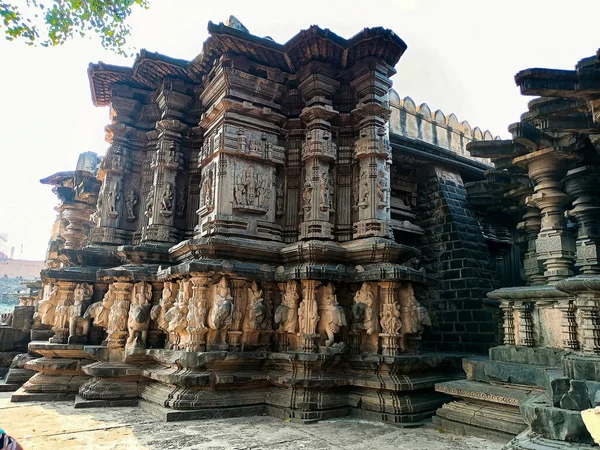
[143,80,191,244]
[564,166,600,274]
[519,152,575,283]
[517,206,545,285]
[350,59,394,239]
[106,282,132,349]
[228,279,248,351]
[92,94,138,246]
[187,275,210,351]
[298,280,321,352]
[499,301,515,346]
[282,117,303,243]
[378,281,402,355]
[514,301,534,347]
[49,281,77,344]
[298,66,339,240]
[577,295,600,355]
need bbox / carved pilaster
[106,282,132,349]
[514,301,534,347]
[378,281,401,355]
[229,279,248,351]
[49,281,78,344]
[517,207,545,285]
[298,280,321,352]
[577,296,600,355]
[187,275,210,351]
[555,300,579,350]
[499,301,515,346]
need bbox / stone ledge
[431,415,514,444]
[10,387,75,402]
[435,379,535,406]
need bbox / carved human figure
[376,169,389,209]
[380,298,402,335]
[68,283,93,343]
[125,189,138,221]
[145,189,154,218]
[35,284,58,327]
[359,171,369,208]
[352,282,377,335]
[160,182,174,217]
[84,284,115,329]
[150,281,177,345]
[319,171,329,210]
[107,180,121,217]
[322,283,347,347]
[274,280,300,333]
[164,280,190,349]
[244,281,267,331]
[126,282,152,349]
[176,188,186,217]
[201,169,214,209]
[208,277,233,330]
[302,177,312,211]
[404,284,431,335]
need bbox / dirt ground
[0,392,502,450]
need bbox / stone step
[435,379,536,406]
[464,357,561,390]
[489,346,565,367]
[435,400,526,436]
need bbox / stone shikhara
[5,15,526,433]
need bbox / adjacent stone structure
[14,17,505,427]
[434,49,600,448]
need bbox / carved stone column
[298,65,339,240]
[282,117,303,244]
[378,281,402,355]
[564,166,600,274]
[577,295,600,355]
[298,280,321,352]
[517,206,545,285]
[513,301,534,347]
[92,94,138,246]
[49,281,77,344]
[228,279,248,351]
[555,300,579,350]
[499,301,515,346]
[143,81,191,244]
[106,282,132,349]
[519,151,575,283]
[350,59,394,239]
[187,275,210,351]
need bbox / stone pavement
[0,393,502,449]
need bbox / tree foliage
[1,0,148,55]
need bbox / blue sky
[1,0,598,260]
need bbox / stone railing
[388,89,499,165]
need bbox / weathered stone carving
[200,167,215,211]
[319,171,329,211]
[144,189,154,218]
[208,277,233,330]
[186,276,209,351]
[298,280,320,352]
[274,280,300,333]
[106,282,132,348]
[85,284,115,330]
[67,283,93,344]
[243,281,267,331]
[160,182,174,217]
[176,188,186,217]
[164,280,190,349]
[35,284,58,327]
[125,189,138,221]
[321,282,347,348]
[126,281,152,349]
[107,180,121,218]
[352,282,377,335]
[150,281,177,347]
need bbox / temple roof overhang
[88,20,407,106]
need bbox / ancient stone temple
[434,50,600,448]
[14,17,506,427]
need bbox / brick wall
[416,167,500,353]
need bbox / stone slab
[436,400,526,435]
[0,380,20,392]
[489,346,565,367]
[73,395,139,408]
[431,415,514,444]
[139,399,266,422]
[505,430,597,449]
[10,387,75,402]
[435,379,535,406]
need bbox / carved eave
[40,266,99,283]
[96,264,161,282]
[516,66,600,99]
[169,236,285,264]
[132,49,197,87]
[40,171,75,186]
[88,62,144,107]
[158,259,277,282]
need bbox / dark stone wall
[416,167,501,354]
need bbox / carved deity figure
[125,189,138,221]
[298,282,320,337]
[276,180,284,216]
[403,284,431,335]
[150,281,177,344]
[164,280,190,349]
[160,182,174,217]
[176,188,186,217]
[84,284,115,329]
[107,180,121,217]
[35,284,59,327]
[274,280,300,333]
[201,169,214,210]
[167,143,177,163]
[126,282,152,349]
[322,283,347,347]
[359,171,369,208]
[244,281,267,331]
[68,283,93,343]
[352,173,360,211]
[319,171,329,210]
[302,177,312,211]
[352,282,377,335]
[380,298,402,335]
[145,189,154,218]
[376,169,389,209]
[208,277,233,330]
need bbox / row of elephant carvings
[33,277,431,353]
